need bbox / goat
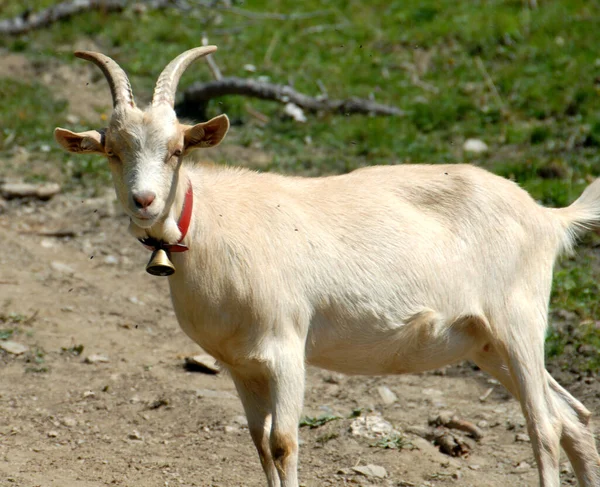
[54,46,600,487]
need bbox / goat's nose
[132,191,156,209]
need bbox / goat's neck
[128,166,193,245]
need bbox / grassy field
[1,0,599,370]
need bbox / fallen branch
[0,0,127,36]
[1,0,334,36]
[433,430,473,457]
[0,0,188,36]
[429,412,484,441]
[178,77,404,119]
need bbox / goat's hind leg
[472,341,600,486]
[546,372,600,486]
[500,306,564,487]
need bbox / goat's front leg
[268,343,305,487]
[230,371,281,487]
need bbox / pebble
[84,354,110,364]
[184,354,220,374]
[515,461,531,471]
[103,255,119,265]
[61,417,77,427]
[128,430,143,441]
[350,413,397,439]
[515,433,530,443]
[463,138,488,153]
[284,103,307,123]
[0,341,29,355]
[47,431,58,438]
[50,261,75,276]
[377,386,398,405]
[352,464,387,479]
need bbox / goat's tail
[552,178,600,253]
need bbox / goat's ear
[54,128,106,154]
[183,114,229,153]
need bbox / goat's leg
[502,311,562,487]
[230,371,280,487]
[546,373,600,486]
[473,342,600,485]
[268,345,305,487]
[470,342,518,397]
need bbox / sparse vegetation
[1,0,599,370]
[299,413,342,429]
[371,433,408,450]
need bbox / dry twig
[178,77,404,119]
[429,413,484,441]
[0,0,190,36]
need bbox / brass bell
[146,248,175,276]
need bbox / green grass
[1,0,599,368]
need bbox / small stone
[61,417,77,427]
[376,386,398,405]
[352,464,387,479]
[284,103,307,123]
[224,425,238,434]
[463,138,488,154]
[515,433,530,443]
[84,354,109,364]
[350,413,397,439]
[47,431,58,438]
[322,373,343,384]
[184,354,220,374]
[103,255,119,265]
[82,390,95,399]
[515,461,531,471]
[50,261,75,276]
[128,430,143,441]
[0,341,29,355]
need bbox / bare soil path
[1,191,598,487]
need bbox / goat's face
[54,47,229,228]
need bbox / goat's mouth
[130,210,160,228]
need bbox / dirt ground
[1,51,599,487]
[0,173,599,487]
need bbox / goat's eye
[173,149,182,158]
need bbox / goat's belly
[305,307,474,376]
[304,309,410,375]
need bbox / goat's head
[54,46,229,229]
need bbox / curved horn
[152,45,217,107]
[75,51,136,109]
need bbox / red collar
[138,181,194,253]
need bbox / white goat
[55,46,600,487]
